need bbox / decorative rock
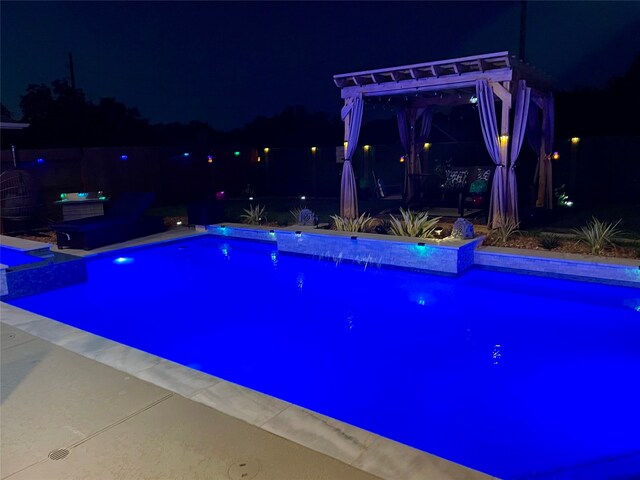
[451,218,474,239]
[298,208,318,227]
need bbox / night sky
[2,1,639,131]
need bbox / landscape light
[571,137,580,145]
[469,95,478,104]
[435,227,444,237]
[249,196,254,201]
[552,152,560,160]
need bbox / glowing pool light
[113,257,134,265]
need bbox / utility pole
[519,1,527,62]
[68,52,76,90]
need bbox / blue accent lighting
[120,155,128,161]
[112,257,134,265]
[36,158,45,164]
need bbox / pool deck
[1,322,381,480]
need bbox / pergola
[334,51,554,228]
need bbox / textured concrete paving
[1,324,380,480]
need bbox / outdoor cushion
[469,179,488,194]
[443,169,468,190]
[476,167,492,182]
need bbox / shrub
[388,208,441,238]
[240,204,266,225]
[330,213,375,232]
[573,217,622,255]
[492,218,520,245]
[538,233,562,250]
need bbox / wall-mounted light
[311,146,317,153]
[499,135,509,144]
[264,147,270,153]
[570,137,580,145]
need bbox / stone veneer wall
[475,248,640,287]
[208,224,482,275]
[207,224,640,286]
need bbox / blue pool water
[0,246,43,267]
[8,236,640,479]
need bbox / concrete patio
[1,323,381,480]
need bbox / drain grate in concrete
[48,448,70,460]
[228,460,260,479]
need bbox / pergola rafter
[334,51,555,227]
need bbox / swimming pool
[7,235,640,478]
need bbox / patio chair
[50,192,165,250]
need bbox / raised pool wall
[0,238,88,301]
[209,224,483,275]
[207,224,640,287]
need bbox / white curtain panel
[507,80,531,224]
[340,95,364,218]
[476,79,506,228]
